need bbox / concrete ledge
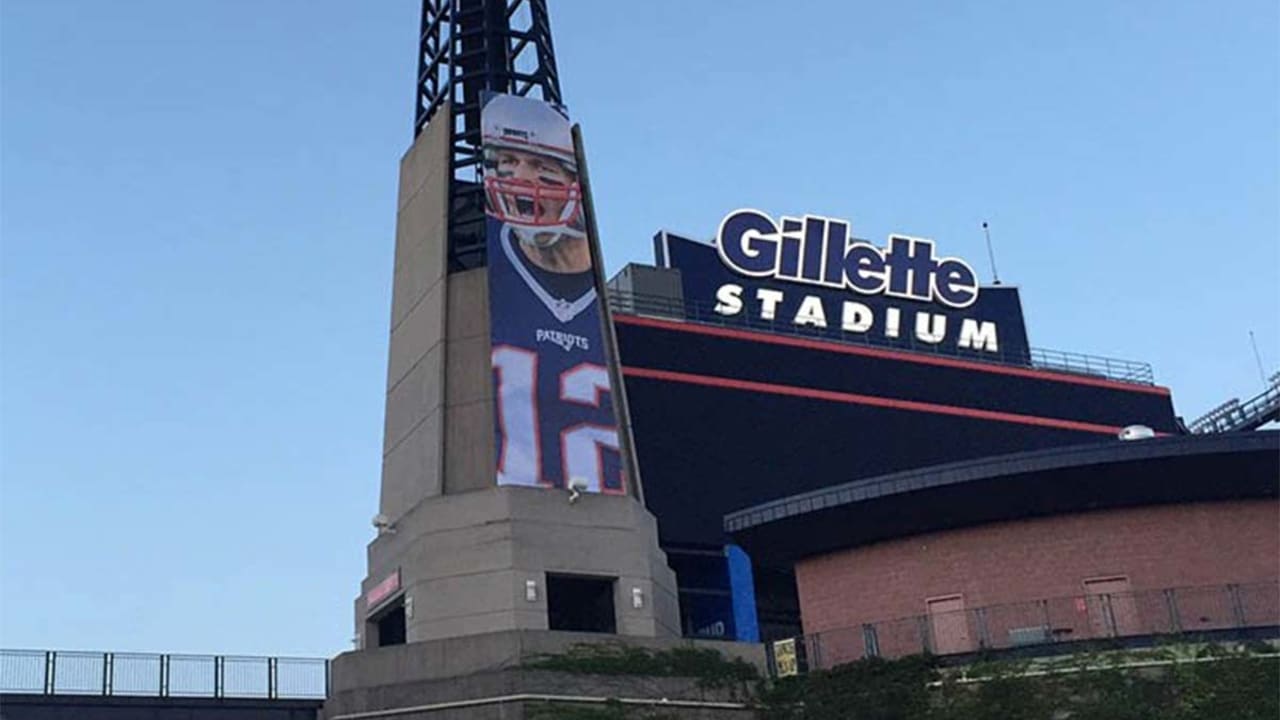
[331,629,764,690]
[326,670,758,719]
[326,630,765,719]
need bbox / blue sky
[2,1,1276,657]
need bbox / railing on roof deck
[607,290,1156,386]
[1189,374,1280,434]
[0,650,328,699]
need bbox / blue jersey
[487,219,624,493]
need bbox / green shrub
[759,643,1278,720]
[525,642,760,690]
[525,641,1279,719]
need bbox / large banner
[482,93,624,495]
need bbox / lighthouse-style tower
[333,0,680,686]
[319,4,773,714]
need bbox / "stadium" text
[712,284,1000,353]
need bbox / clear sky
[2,1,1276,657]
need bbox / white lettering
[793,295,828,328]
[535,329,589,352]
[841,301,873,333]
[958,319,999,353]
[885,307,901,338]
[714,283,743,316]
[705,281,1003,353]
[914,313,947,344]
[756,288,785,321]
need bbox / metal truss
[415,0,564,271]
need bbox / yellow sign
[773,638,798,677]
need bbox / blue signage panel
[655,214,1031,363]
[482,93,623,494]
[726,544,760,642]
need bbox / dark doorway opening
[373,600,406,647]
[547,574,617,633]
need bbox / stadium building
[4,1,1276,717]
[606,223,1280,656]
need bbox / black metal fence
[1189,373,1280,433]
[0,650,328,699]
[769,581,1280,676]
[607,290,1155,385]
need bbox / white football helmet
[482,94,585,248]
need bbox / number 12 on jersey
[493,345,626,494]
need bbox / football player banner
[482,93,625,495]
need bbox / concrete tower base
[324,630,764,720]
[356,485,681,643]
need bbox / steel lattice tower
[415,0,564,271]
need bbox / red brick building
[727,432,1279,663]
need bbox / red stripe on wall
[622,366,1130,436]
[613,314,1171,396]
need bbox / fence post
[1227,584,1246,627]
[862,623,879,658]
[102,652,112,695]
[215,656,224,698]
[975,607,991,649]
[917,615,933,655]
[1163,588,1182,634]
[325,659,331,699]
[1101,594,1118,637]
[268,657,278,699]
[44,650,54,695]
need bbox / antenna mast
[1249,330,1268,385]
[981,221,1001,285]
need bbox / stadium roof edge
[724,431,1280,565]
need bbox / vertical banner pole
[571,123,645,503]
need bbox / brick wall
[795,499,1279,635]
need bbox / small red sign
[365,570,401,612]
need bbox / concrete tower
[349,0,679,650]
[322,5,768,715]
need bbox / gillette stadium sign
[717,209,980,308]
[653,209,1032,360]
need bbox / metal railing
[1189,373,1280,433]
[770,581,1279,676]
[0,650,328,699]
[608,290,1155,385]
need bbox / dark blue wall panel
[615,319,1179,548]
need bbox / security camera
[1118,425,1155,441]
[567,476,590,504]
[371,513,396,534]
